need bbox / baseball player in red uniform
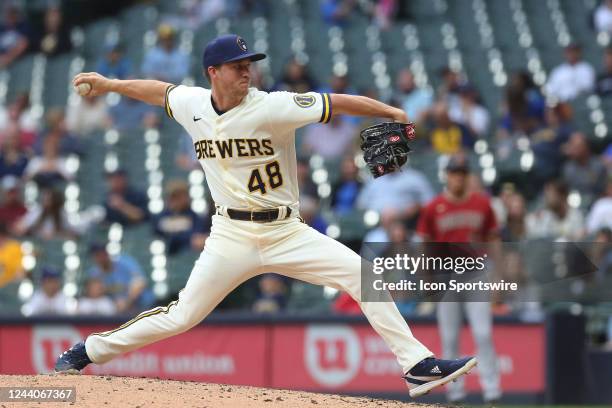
[55,34,476,397]
[417,154,501,403]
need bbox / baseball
[75,82,92,96]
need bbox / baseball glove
[360,122,415,178]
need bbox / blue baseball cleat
[54,341,92,374]
[404,356,477,398]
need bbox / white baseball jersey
[164,85,332,209]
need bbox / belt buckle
[250,211,255,222]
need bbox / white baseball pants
[437,301,501,401]
[86,214,433,374]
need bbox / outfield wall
[0,314,545,400]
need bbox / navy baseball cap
[41,266,61,280]
[88,242,107,254]
[446,154,470,173]
[202,34,266,69]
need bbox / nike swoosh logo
[193,116,202,122]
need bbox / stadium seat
[5,54,35,102]
[0,280,23,315]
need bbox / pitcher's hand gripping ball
[75,82,92,96]
[360,122,415,178]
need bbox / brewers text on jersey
[193,138,274,160]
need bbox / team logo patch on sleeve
[293,94,316,108]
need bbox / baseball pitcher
[55,34,475,398]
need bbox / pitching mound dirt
[0,375,445,408]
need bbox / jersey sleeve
[416,203,435,240]
[266,91,332,131]
[481,197,499,237]
[164,84,192,125]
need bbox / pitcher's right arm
[73,72,171,107]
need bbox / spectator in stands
[23,135,73,188]
[357,162,434,238]
[109,95,159,131]
[23,267,70,316]
[37,109,82,157]
[593,227,612,277]
[545,43,595,102]
[178,0,233,29]
[586,178,612,235]
[596,47,612,96]
[383,221,418,315]
[299,195,328,234]
[595,0,612,34]
[0,93,39,139]
[76,277,117,315]
[426,102,472,154]
[530,103,575,185]
[248,62,269,91]
[301,114,358,159]
[175,132,199,171]
[331,155,362,215]
[437,67,464,110]
[0,175,26,230]
[252,274,288,314]
[604,142,612,170]
[274,57,317,93]
[320,0,358,26]
[88,243,155,313]
[0,128,29,179]
[141,24,189,84]
[103,168,148,226]
[448,84,490,138]
[373,0,398,30]
[489,182,516,228]
[394,68,433,124]
[562,131,607,208]
[322,73,355,95]
[153,180,209,255]
[0,221,23,288]
[13,188,79,240]
[66,94,110,136]
[500,71,546,135]
[500,192,527,242]
[240,0,269,16]
[319,74,361,127]
[296,157,318,199]
[96,43,131,80]
[0,121,33,159]
[526,180,584,240]
[32,6,71,57]
[0,5,29,69]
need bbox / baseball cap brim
[446,165,470,173]
[221,52,266,66]
[445,156,470,172]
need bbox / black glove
[360,122,415,178]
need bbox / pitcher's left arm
[330,94,408,122]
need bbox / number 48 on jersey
[248,161,283,194]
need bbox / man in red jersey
[417,154,501,404]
